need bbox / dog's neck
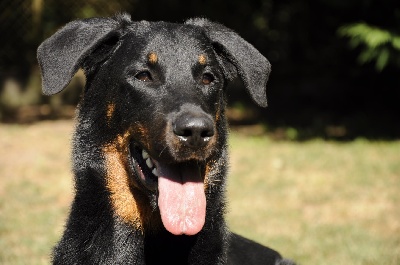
[144,231,198,264]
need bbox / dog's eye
[202,73,215,85]
[135,71,153,82]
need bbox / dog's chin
[128,141,208,235]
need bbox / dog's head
[37,14,270,236]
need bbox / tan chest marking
[103,132,144,231]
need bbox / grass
[0,120,399,264]
[0,121,73,265]
[227,133,400,264]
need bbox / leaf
[375,48,390,71]
[358,49,376,64]
[391,36,400,50]
[338,23,391,48]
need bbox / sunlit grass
[0,121,399,264]
[0,121,73,265]
[227,133,400,264]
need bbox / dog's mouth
[129,142,206,236]
[129,143,159,190]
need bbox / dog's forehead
[125,21,212,63]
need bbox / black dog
[38,13,294,265]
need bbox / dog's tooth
[146,158,153,168]
[142,150,149,159]
[152,168,159,177]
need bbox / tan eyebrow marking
[198,54,207,65]
[148,52,158,64]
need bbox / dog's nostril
[201,129,213,138]
[182,129,193,137]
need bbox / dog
[37,13,294,265]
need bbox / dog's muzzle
[128,108,216,236]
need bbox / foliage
[338,22,400,71]
[1,0,399,139]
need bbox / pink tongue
[157,163,206,235]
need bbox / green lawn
[1,120,399,264]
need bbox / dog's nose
[173,113,215,148]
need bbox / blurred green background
[1,0,399,139]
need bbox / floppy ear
[37,17,123,95]
[186,18,271,107]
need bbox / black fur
[37,13,294,265]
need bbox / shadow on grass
[267,111,399,141]
[2,103,399,141]
[228,104,400,141]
